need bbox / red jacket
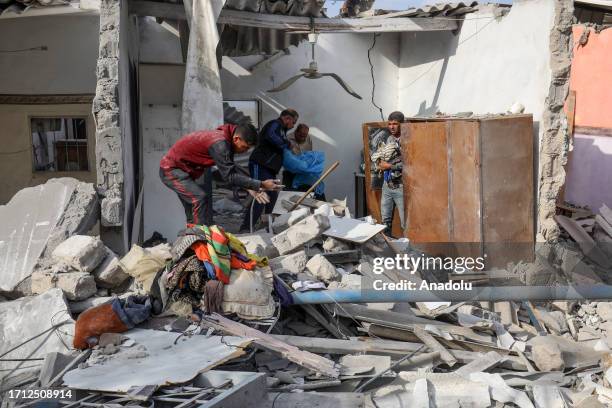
[160,124,236,180]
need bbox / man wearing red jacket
[160,123,280,225]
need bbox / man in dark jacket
[240,109,298,231]
[160,123,280,225]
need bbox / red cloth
[230,257,257,270]
[160,124,237,180]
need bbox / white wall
[0,14,99,94]
[397,0,553,126]
[221,32,401,209]
[141,104,184,241]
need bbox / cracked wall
[537,0,574,242]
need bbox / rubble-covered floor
[2,180,612,408]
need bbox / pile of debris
[2,181,612,407]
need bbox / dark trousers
[240,162,278,231]
[159,167,209,225]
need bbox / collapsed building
[1,0,612,406]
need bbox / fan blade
[320,73,362,100]
[267,74,305,92]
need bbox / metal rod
[290,285,612,304]
[289,161,339,211]
[355,344,426,392]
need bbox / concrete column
[93,0,123,229]
[537,0,574,242]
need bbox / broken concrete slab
[202,313,340,378]
[0,180,77,293]
[323,237,352,252]
[31,271,97,301]
[529,336,565,371]
[306,254,341,284]
[0,289,74,381]
[555,215,612,268]
[42,178,99,258]
[597,302,612,322]
[63,329,252,392]
[323,216,386,244]
[269,250,308,275]
[52,235,106,273]
[469,372,534,408]
[271,214,330,255]
[265,392,365,408]
[92,247,129,288]
[234,232,274,258]
[69,295,113,314]
[374,372,491,408]
[272,207,310,234]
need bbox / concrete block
[92,247,129,288]
[529,336,565,372]
[32,272,97,301]
[52,235,106,272]
[269,250,308,275]
[271,214,330,255]
[101,196,123,227]
[43,179,99,258]
[306,254,341,284]
[39,352,75,387]
[598,302,612,322]
[69,296,114,314]
[0,289,74,381]
[322,237,352,252]
[272,207,310,234]
[235,232,273,258]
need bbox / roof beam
[129,0,458,32]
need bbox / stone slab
[0,180,75,292]
[0,289,75,381]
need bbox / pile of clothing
[162,225,276,320]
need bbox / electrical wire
[367,33,385,121]
[0,46,47,53]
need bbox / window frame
[28,114,92,174]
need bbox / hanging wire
[367,33,385,121]
[0,46,47,53]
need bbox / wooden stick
[289,161,340,211]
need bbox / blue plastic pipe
[290,285,612,304]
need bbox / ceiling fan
[267,25,362,100]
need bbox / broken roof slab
[0,179,76,292]
[62,328,253,393]
[0,288,74,381]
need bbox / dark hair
[387,111,405,122]
[235,123,258,145]
[296,123,309,132]
[280,108,299,120]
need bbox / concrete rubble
[2,183,612,407]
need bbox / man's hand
[248,189,270,204]
[378,161,392,170]
[261,179,283,191]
